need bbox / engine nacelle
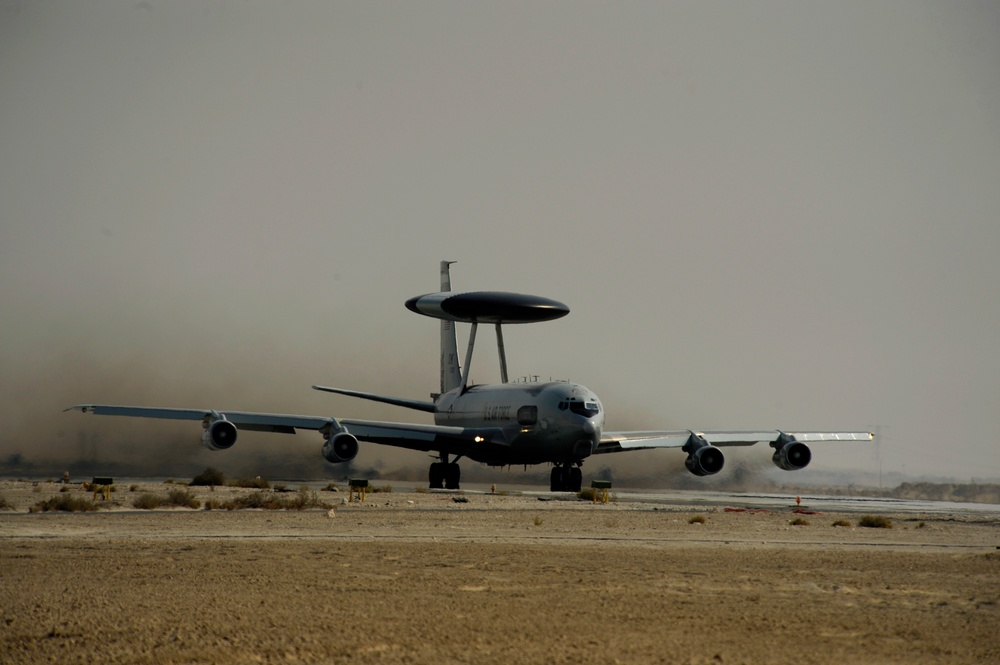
[201,419,238,451]
[684,444,725,477]
[772,440,812,471]
[322,432,359,464]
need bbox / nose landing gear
[550,464,583,492]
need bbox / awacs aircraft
[68,262,872,492]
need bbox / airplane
[67,261,872,492]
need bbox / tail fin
[439,261,462,394]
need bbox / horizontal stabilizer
[312,385,437,413]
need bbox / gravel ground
[2,480,999,664]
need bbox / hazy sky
[2,1,998,481]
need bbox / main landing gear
[550,464,583,493]
[428,455,461,490]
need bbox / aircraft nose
[582,420,596,434]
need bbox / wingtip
[64,404,90,413]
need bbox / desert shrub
[129,484,139,492]
[190,467,226,487]
[203,498,224,510]
[133,493,166,509]
[230,476,270,489]
[917,521,926,528]
[858,515,893,529]
[287,488,331,510]
[831,519,852,527]
[167,489,201,509]
[32,484,42,493]
[59,486,70,493]
[689,515,706,525]
[577,488,596,501]
[790,517,810,526]
[370,484,393,494]
[31,495,99,513]
[0,494,12,510]
[533,515,544,526]
[220,489,331,511]
[133,490,200,510]
[321,483,339,492]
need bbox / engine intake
[202,418,238,451]
[682,434,725,476]
[772,440,812,471]
[322,432,359,464]
[685,445,725,476]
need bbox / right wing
[596,429,873,454]
[65,404,509,459]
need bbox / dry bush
[166,489,201,509]
[30,495,99,513]
[689,515,706,524]
[133,493,166,509]
[190,467,226,487]
[230,477,270,489]
[858,515,893,529]
[831,519,852,527]
[0,494,12,510]
[789,517,810,526]
[133,490,200,509]
[220,488,331,511]
[369,484,393,493]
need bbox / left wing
[65,404,510,459]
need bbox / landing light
[474,436,484,443]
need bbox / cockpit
[557,399,600,418]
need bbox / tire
[550,466,567,492]
[569,467,583,493]
[445,463,461,490]
[428,462,445,489]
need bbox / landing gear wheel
[550,466,567,492]
[444,463,461,490]
[550,465,583,492]
[568,467,583,493]
[428,462,445,489]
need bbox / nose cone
[582,420,596,434]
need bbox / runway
[423,483,1000,516]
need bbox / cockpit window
[568,401,600,418]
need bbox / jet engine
[201,418,238,451]
[772,440,812,471]
[685,445,725,476]
[682,434,725,476]
[322,432,360,464]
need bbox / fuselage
[433,381,604,465]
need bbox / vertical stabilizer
[439,261,462,393]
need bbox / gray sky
[2,1,998,481]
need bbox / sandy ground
[2,480,999,664]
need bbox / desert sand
[2,480,998,664]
